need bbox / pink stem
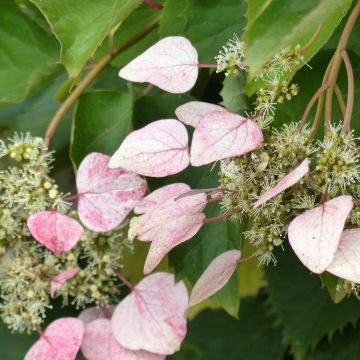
[207,196,223,203]
[144,0,164,9]
[63,194,80,201]
[114,270,134,290]
[198,64,217,68]
[143,83,154,96]
[203,210,239,224]
[237,252,258,265]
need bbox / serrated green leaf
[29,0,143,77]
[244,0,353,81]
[0,0,62,105]
[266,244,360,358]
[170,296,285,360]
[71,90,133,167]
[220,74,248,114]
[161,0,247,63]
[320,273,348,304]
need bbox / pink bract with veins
[129,183,207,274]
[76,152,147,232]
[27,211,84,256]
[253,158,310,208]
[189,249,241,307]
[51,267,80,298]
[326,228,360,283]
[81,318,165,360]
[119,36,198,94]
[175,101,226,128]
[109,120,190,177]
[288,195,353,274]
[190,111,264,166]
[25,318,84,360]
[111,272,188,355]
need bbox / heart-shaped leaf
[109,120,190,177]
[327,229,360,283]
[190,111,263,166]
[27,211,84,256]
[175,101,226,127]
[111,272,188,355]
[254,158,310,208]
[25,318,84,360]
[81,318,165,360]
[77,152,147,232]
[288,196,353,274]
[189,249,241,307]
[50,268,80,298]
[119,36,198,94]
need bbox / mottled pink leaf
[190,111,263,166]
[76,152,147,232]
[119,36,198,94]
[27,211,84,256]
[129,189,207,274]
[288,196,353,274]
[175,101,226,127]
[81,319,165,360]
[134,183,190,214]
[51,268,80,298]
[25,318,84,360]
[112,272,188,355]
[109,120,190,177]
[78,306,115,324]
[253,158,310,208]
[327,229,360,283]
[189,250,241,307]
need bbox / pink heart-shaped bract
[175,101,226,128]
[326,228,360,283]
[25,318,84,360]
[112,272,188,355]
[288,195,353,274]
[78,306,115,324]
[51,267,80,297]
[190,111,263,166]
[129,184,207,274]
[81,319,165,360]
[134,183,190,215]
[119,36,198,94]
[76,152,147,232]
[27,211,84,256]
[189,250,241,307]
[109,120,190,177]
[253,158,310,208]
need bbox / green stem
[341,50,354,134]
[44,15,161,150]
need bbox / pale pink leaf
[288,195,353,274]
[51,268,80,298]
[189,250,241,307]
[190,111,263,166]
[134,183,190,214]
[327,229,360,283]
[175,101,226,127]
[253,158,310,208]
[25,318,84,360]
[76,152,147,232]
[78,306,115,324]
[119,36,198,94]
[112,272,188,355]
[81,319,164,360]
[109,120,190,177]
[27,211,84,256]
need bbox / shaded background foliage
[0,0,359,358]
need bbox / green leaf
[266,244,360,358]
[161,0,247,63]
[320,273,348,304]
[0,0,62,105]
[29,0,143,77]
[244,0,353,78]
[220,74,248,114]
[170,296,285,360]
[71,90,133,167]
